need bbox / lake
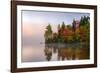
[22,43,90,62]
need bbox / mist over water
[22,38,89,62]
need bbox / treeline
[44,16,90,44]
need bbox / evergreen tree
[62,22,65,29]
[80,16,90,26]
[44,24,53,43]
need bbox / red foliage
[59,28,73,37]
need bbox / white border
[17,5,94,68]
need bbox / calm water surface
[22,43,89,62]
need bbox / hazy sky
[22,10,90,25]
[22,10,90,45]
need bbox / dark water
[22,43,90,62]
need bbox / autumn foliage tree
[44,16,90,44]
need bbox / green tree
[44,24,53,43]
[62,22,65,30]
[80,16,90,26]
[79,25,89,43]
[58,24,61,36]
[46,24,52,34]
[66,25,72,30]
[65,36,74,43]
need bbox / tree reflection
[44,44,52,61]
[44,43,89,61]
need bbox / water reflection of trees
[44,43,89,61]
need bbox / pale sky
[22,10,90,25]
